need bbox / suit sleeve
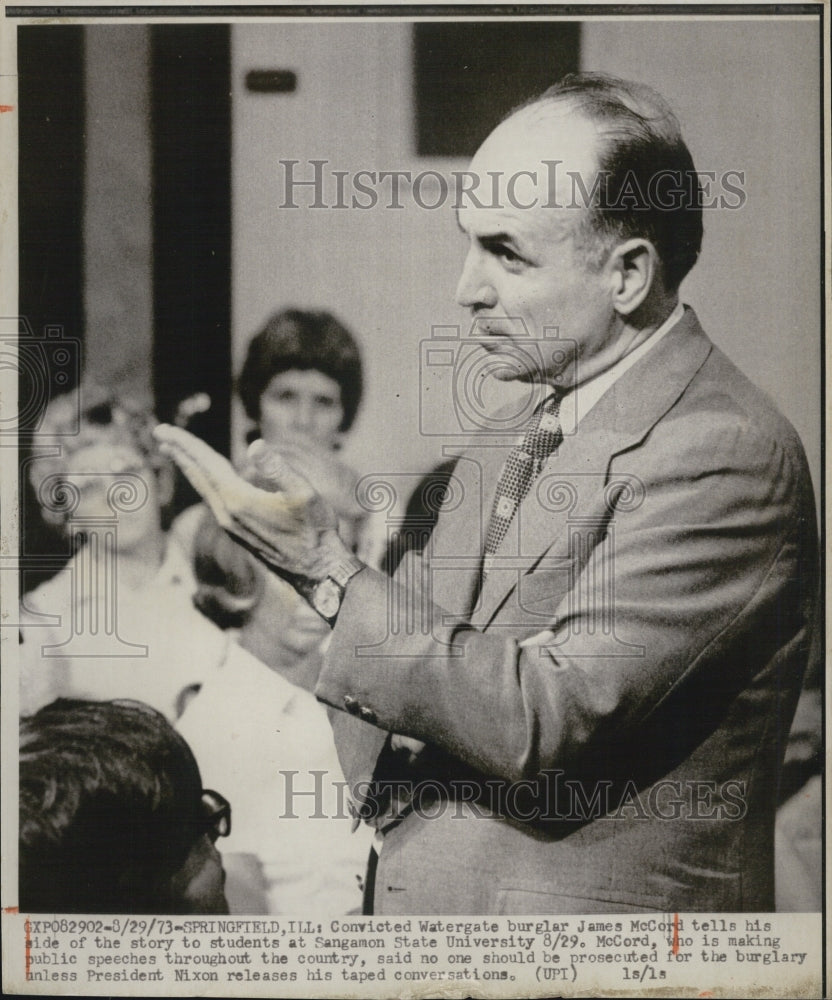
[316,417,817,784]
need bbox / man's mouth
[470,315,535,342]
[478,332,525,354]
[474,328,521,351]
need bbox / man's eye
[274,391,297,403]
[489,243,524,268]
[314,396,337,409]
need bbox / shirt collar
[558,301,685,434]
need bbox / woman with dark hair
[173,307,373,671]
[172,307,369,557]
[237,308,363,447]
[173,308,374,914]
[235,307,371,561]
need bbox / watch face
[312,578,341,619]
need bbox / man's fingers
[154,424,242,525]
[155,425,336,579]
[155,424,235,478]
[156,427,309,531]
[248,439,315,496]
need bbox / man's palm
[154,425,338,579]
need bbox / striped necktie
[482,394,563,577]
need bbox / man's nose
[455,248,497,310]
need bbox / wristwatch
[310,554,365,626]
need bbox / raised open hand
[154,425,340,581]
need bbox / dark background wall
[18,24,232,587]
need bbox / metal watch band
[327,554,366,590]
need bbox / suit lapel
[475,308,714,626]
[424,445,503,617]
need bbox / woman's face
[243,573,330,666]
[240,571,330,681]
[258,368,345,447]
[63,441,163,550]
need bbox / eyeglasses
[201,789,231,842]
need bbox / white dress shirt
[177,643,373,915]
[558,301,685,434]
[19,536,226,721]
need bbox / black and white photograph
[1,3,826,997]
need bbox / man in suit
[156,73,818,914]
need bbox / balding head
[454,74,697,389]
[499,73,703,292]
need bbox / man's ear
[607,238,658,317]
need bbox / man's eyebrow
[479,232,520,249]
[454,211,524,250]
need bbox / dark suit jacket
[315,308,818,914]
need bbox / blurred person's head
[237,309,363,448]
[192,512,328,690]
[28,386,174,549]
[19,698,230,914]
[243,569,330,676]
